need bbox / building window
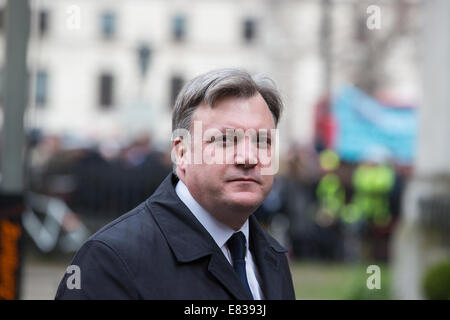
[137,44,152,78]
[99,73,114,108]
[39,10,49,37]
[172,15,186,42]
[100,11,116,39]
[243,18,256,43]
[170,76,184,107]
[36,70,48,106]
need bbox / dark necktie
[227,231,254,299]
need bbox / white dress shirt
[175,179,264,300]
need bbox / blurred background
[0,0,449,300]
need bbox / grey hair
[172,68,283,133]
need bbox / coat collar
[146,173,288,299]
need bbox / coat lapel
[208,252,253,300]
[249,215,288,300]
[147,173,254,300]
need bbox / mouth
[228,178,259,184]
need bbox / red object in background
[314,95,337,150]
[0,194,24,300]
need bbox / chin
[228,192,264,210]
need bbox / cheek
[209,164,229,181]
[262,176,274,194]
[191,163,226,184]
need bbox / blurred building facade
[392,0,450,300]
[0,0,421,153]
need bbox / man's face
[178,93,276,226]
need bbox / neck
[205,205,253,231]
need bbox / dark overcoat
[55,173,296,300]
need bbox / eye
[220,135,238,148]
[257,136,271,148]
[212,135,229,146]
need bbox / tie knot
[227,231,247,261]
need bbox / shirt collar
[175,179,249,249]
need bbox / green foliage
[345,264,391,300]
[290,261,391,300]
[422,260,450,300]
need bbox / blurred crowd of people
[27,130,172,223]
[258,142,410,262]
[25,129,410,263]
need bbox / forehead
[192,93,276,131]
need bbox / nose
[235,136,258,168]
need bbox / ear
[173,136,188,175]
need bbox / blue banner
[332,86,417,164]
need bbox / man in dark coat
[55,68,295,300]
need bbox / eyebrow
[215,127,273,141]
[216,126,273,133]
